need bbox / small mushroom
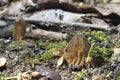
[0,57,7,68]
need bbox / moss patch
[37,40,67,60]
[118,70,120,80]
[85,31,113,62]
[6,40,26,49]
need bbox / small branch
[1,16,110,30]
[25,28,69,40]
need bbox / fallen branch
[1,16,110,30]
[25,28,69,40]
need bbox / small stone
[0,20,7,27]
[31,71,41,78]
[118,57,120,62]
[113,48,120,55]
[112,56,118,61]
[0,57,7,68]
[92,75,103,80]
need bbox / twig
[0,16,110,30]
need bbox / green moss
[37,39,47,47]
[41,48,55,60]
[0,73,7,80]
[118,70,120,80]
[115,39,120,46]
[41,41,67,60]
[85,31,113,62]
[73,69,86,80]
[90,46,113,62]
[86,31,107,43]
[37,40,67,60]
[31,56,41,63]
[7,40,26,49]
[0,43,4,47]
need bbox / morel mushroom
[64,33,90,66]
[13,16,27,40]
[55,33,90,67]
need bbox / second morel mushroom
[13,16,27,40]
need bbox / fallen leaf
[57,55,64,67]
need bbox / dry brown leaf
[90,17,109,26]
[57,56,64,67]
[95,4,120,16]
